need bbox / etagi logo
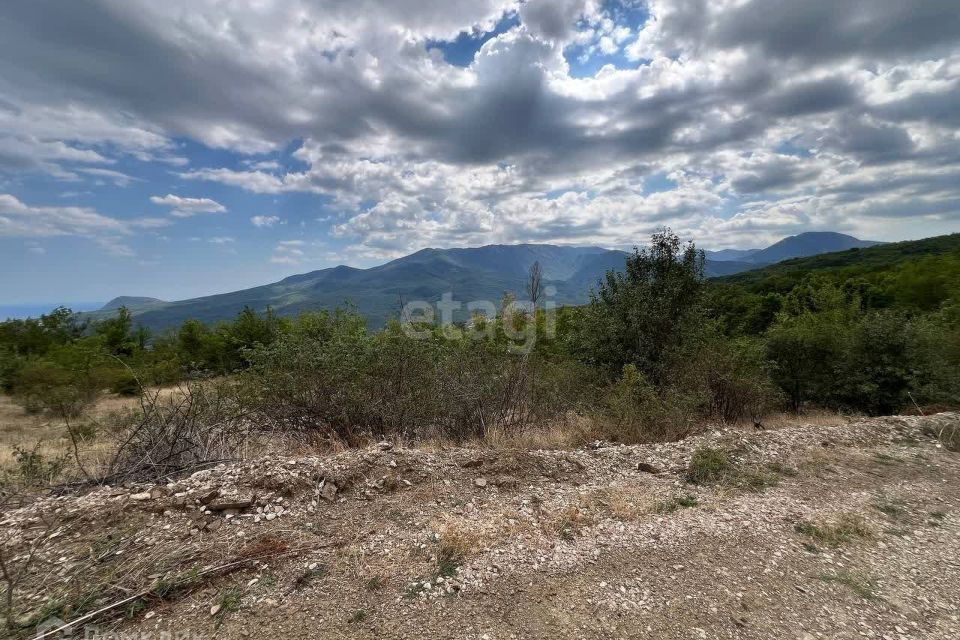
[35,617,208,640]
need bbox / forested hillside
[2,231,957,466]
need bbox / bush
[672,330,780,423]
[6,443,69,486]
[685,446,732,484]
[108,370,142,396]
[105,381,253,482]
[832,311,916,415]
[602,365,699,443]
[765,309,851,411]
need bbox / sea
[0,302,105,321]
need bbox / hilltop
[100,297,166,312]
[717,233,960,293]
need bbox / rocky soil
[3,413,960,639]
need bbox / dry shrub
[104,381,254,483]
[923,422,960,452]
[236,534,291,560]
[482,412,597,450]
[542,505,595,540]
[433,522,485,577]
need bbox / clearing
[2,412,959,639]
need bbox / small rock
[377,441,393,451]
[130,492,152,501]
[210,604,221,616]
[198,489,221,505]
[320,482,338,502]
[636,462,661,474]
[474,478,488,488]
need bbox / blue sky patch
[427,12,521,67]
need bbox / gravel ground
[3,412,959,639]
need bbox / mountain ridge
[88,231,882,330]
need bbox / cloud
[208,236,235,244]
[150,194,226,218]
[269,239,308,264]
[77,167,139,186]
[251,215,281,227]
[0,193,127,237]
[519,0,589,41]
[0,0,958,254]
[0,194,165,258]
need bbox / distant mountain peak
[748,231,881,264]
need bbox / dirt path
[4,414,959,639]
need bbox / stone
[208,496,255,511]
[198,489,221,505]
[474,478,488,488]
[130,492,152,501]
[320,482,338,502]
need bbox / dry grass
[0,393,137,474]
[795,513,873,547]
[1,386,297,483]
[576,484,660,521]
[437,409,852,452]
[734,410,855,431]
[420,413,599,452]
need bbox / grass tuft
[819,571,879,600]
[794,513,871,547]
[686,447,731,484]
[655,493,699,513]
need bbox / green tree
[765,309,851,411]
[94,307,135,355]
[578,229,705,383]
[832,312,915,415]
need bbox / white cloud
[0,194,170,259]
[77,167,139,187]
[0,0,958,255]
[0,193,127,237]
[208,236,235,244]
[250,214,281,227]
[269,239,307,264]
[150,194,227,218]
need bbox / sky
[1,0,960,307]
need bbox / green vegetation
[348,609,368,624]
[686,447,732,485]
[794,514,872,547]
[655,493,699,513]
[684,445,784,490]
[709,233,960,413]
[1,230,958,486]
[818,571,879,600]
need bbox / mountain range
[92,231,880,330]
